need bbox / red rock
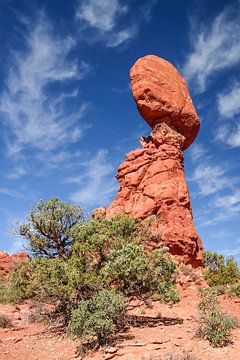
[0,251,28,277]
[106,55,203,267]
[130,55,200,150]
[92,206,107,220]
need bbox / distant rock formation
[0,250,28,277]
[95,55,202,267]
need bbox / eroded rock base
[107,122,202,267]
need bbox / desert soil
[0,286,239,360]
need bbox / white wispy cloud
[0,187,20,198]
[76,0,128,32]
[213,189,240,209]
[6,165,28,180]
[215,123,240,147]
[106,25,137,47]
[188,143,208,162]
[68,149,117,207]
[183,3,240,93]
[196,185,240,227]
[76,0,156,47]
[0,15,90,156]
[217,82,240,118]
[189,163,229,196]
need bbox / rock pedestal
[105,55,202,266]
[107,121,202,267]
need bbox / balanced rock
[0,250,28,277]
[106,55,203,267]
[130,55,200,149]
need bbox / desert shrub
[27,304,47,323]
[70,215,144,270]
[104,245,179,302]
[0,277,6,303]
[30,257,69,300]
[4,210,178,346]
[228,282,240,297]
[3,261,36,303]
[164,352,200,360]
[0,313,13,328]
[197,287,237,346]
[203,251,239,286]
[68,289,125,345]
[15,197,84,260]
[104,243,149,294]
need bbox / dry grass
[0,313,13,328]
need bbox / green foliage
[3,208,179,349]
[0,313,13,328]
[2,215,178,305]
[228,282,240,297]
[2,261,36,303]
[68,290,125,345]
[104,245,179,302]
[70,214,142,268]
[104,243,149,294]
[197,287,237,346]
[16,197,84,260]
[203,251,240,286]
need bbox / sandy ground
[0,286,239,360]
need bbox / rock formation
[0,250,28,277]
[99,55,202,266]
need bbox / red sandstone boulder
[0,250,28,277]
[130,55,200,149]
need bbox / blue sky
[0,0,240,263]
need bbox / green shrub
[3,261,36,303]
[104,243,149,294]
[0,313,13,328]
[70,215,142,270]
[16,197,84,260]
[228,282,240,297]
[203,251,240,286]
[104,245,179,302]
[197,287,237,346]
[68,289,125,345]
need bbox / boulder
[0,251,28,277]
[130,55,200,149]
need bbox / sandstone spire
[106,55,203,267]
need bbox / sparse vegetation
[140,352,200,360]
[27,304,47,324]
[197,287,238,346]
[104,244,179,302]
[228,282,240,297]
[164,352,200,360]
[0,313,13,328]
[203,251,240,287]
[15,197,84,260]
[68,289,125,345]
[0,200,180,347]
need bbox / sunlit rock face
[0,250,28,277]
[106,55,202,267]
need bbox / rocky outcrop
[0,251,28,277]
[106,55,203,267]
